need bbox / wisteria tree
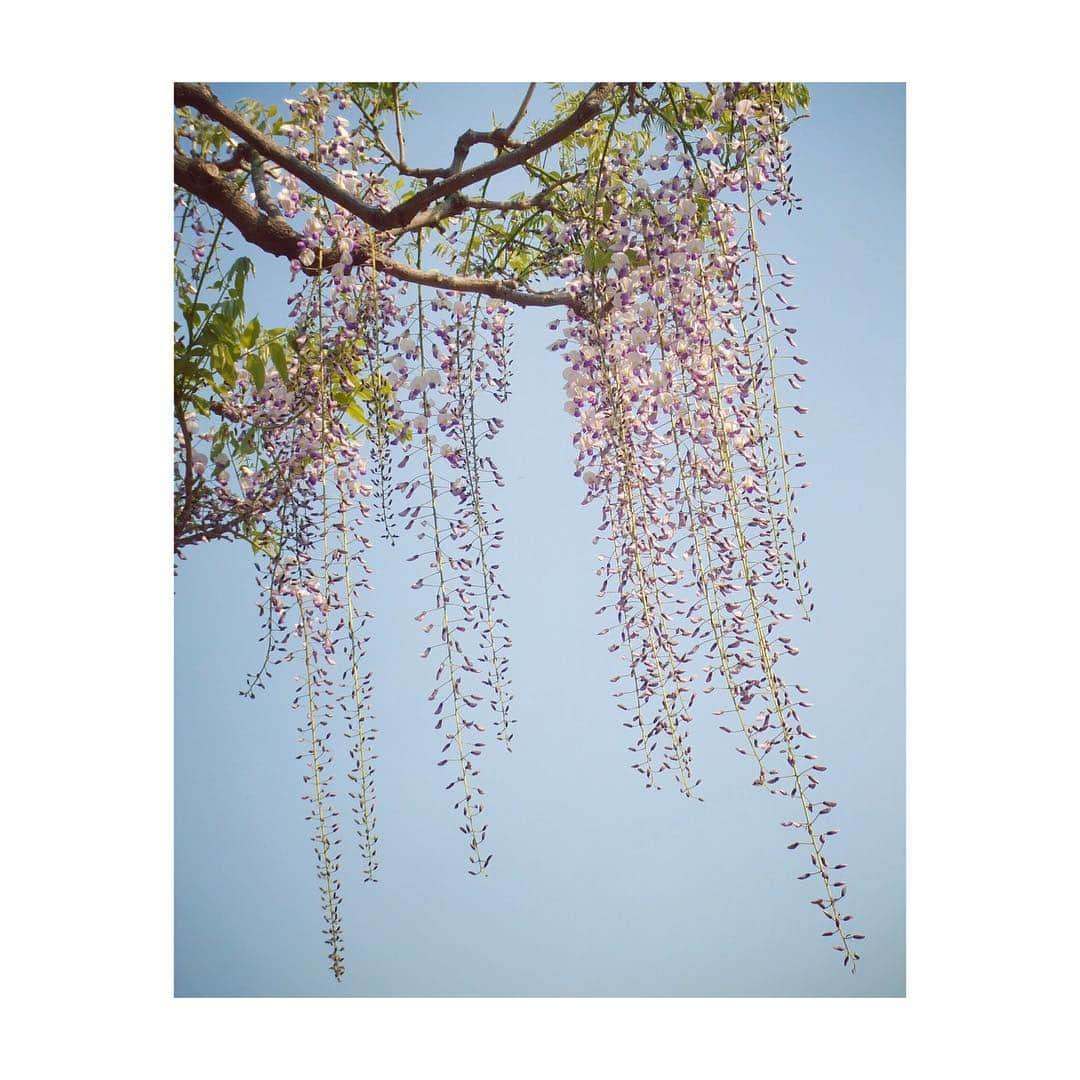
[174,80,863,981]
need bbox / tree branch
[428,83,537,178]
[389,172,579,234]
[174,152,304,260]
[505,83,537,141]
[174,393,198,538]
[372,257,583,313]
[175,83,389,229]
[174,151,587,314]
[384,82,537,183]
[216,145,252,171]
[461,171,583,215]
[392,83,407,168]
[176,82,617,237]
[249,153,283,219]
[383,83,614,229]
[175,505,262,551]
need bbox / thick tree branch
[175,82,389,229]
[176,81,617,237]
[175,152,304,259]
[174,151,587,315]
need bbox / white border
[4,1,1074,1075]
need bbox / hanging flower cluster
[551,86,862,969]
[395,289,514,875]
[237,337,381,978]
[174,365,317,547]
[176,87,518,973]
[175,82,863,980]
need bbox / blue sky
[175,82,905,997]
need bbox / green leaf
[174,356,202,380]
[247,350,266,391]
[583,244,612,274]
[209,428,228,459]
[269,339,289,380]
[240,317,261,351]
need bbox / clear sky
[175,82,905,997]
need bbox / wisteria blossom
[174,81,862,979]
